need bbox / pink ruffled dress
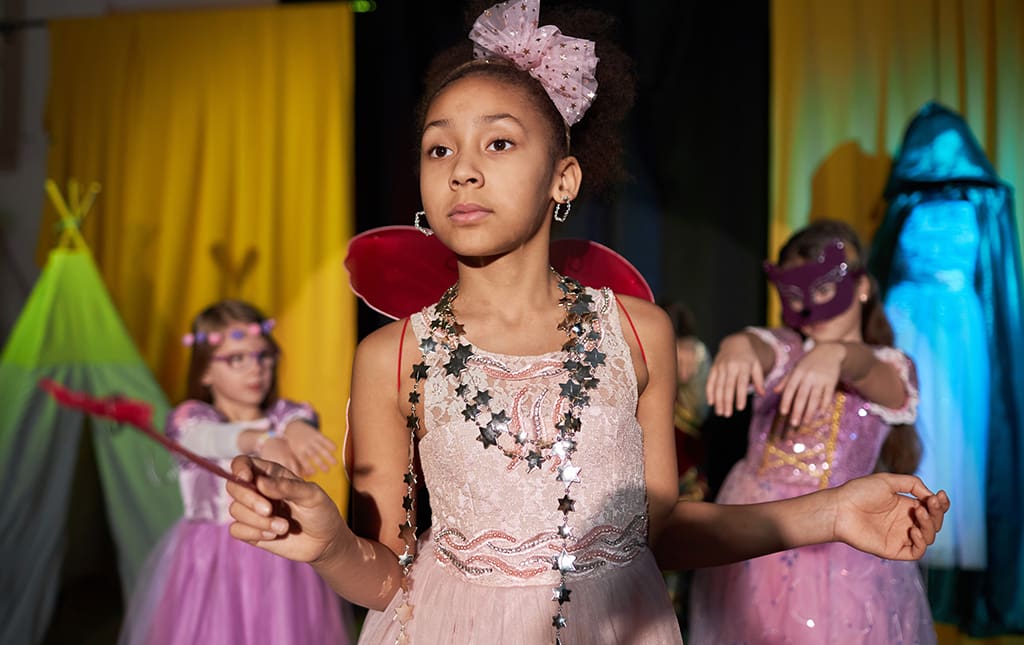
[358,288,682,644]
[119,399,352,645]
[689,327,935,644]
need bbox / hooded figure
[870,101,1024,635]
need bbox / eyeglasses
[210,350,278,370]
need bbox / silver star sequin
[556,462,581,483]
[552,583,572,603]
[398,548,414,568]
[526,451,544,471]
[409,362,428,381]
[477,426,500,448]
[552,440,573,458]
[557,494,576,513]
[553,549,576,573]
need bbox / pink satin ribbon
[470,0,599,126]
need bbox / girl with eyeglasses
[118,299,352,645]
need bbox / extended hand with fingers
[282,420,339,475]
[706,334,765,417]
[773,342,845,428]
[226,455,346,563]
[831,473,950,561]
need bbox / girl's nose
[450,153,482,189]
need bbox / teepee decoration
[45,178,101,251]
[0,180,183,645]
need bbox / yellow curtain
[771,0,1023,323]
[43,4,356,510]
[773,2,1024,643]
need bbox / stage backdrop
[772,1,1023,643]
[41,4,356,509]
[771,0,1022,273]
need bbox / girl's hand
[774,342,844,428]
[227,455,346,563]
[282,420,338,475]
[830,473,950,561]
[706,334,765,417]
[257,436,302,475]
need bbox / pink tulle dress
[118,399,352,645]
[689,327,935,644]
[357,288,682,644]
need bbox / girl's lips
[449,204,492,223]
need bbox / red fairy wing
[343,226,654,320]
[550,238,654,302]
[343,226,458,320]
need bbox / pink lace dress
[358,288,682,644]
[689,327,935,644]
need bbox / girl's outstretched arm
[227,319,416,610]
[774,340,912,426]
[653,473,949,570]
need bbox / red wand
[39,378,258,492]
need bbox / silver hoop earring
[553,196,572,223]
[414,210,433,236]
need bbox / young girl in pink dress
[690,220,936,644]
[223,4,948,644]
[119,299,352,645]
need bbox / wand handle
[39,378,258,492]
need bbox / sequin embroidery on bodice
[410,287,649,586]
[738,328,918,495]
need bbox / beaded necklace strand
[397,270,606,644]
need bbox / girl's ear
[551,156,582,202]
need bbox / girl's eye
[487,138,513,152]
[811,283,837,304]
[426,145,451,159]
[226,354,245,368]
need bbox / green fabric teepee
[0,182,183,644]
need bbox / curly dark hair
[416,2,635,199]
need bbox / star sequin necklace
[398,269,606,644]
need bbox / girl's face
[783,248,870,343]
[418,73,577,259]
[201,325,275,412]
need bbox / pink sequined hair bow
[469,0,599,126]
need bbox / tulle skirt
[119,519,353,645]
[357,530,682,644]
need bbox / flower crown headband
[182,319,276,347]
[469,0,599,126]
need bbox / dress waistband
[431,514,649,586]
